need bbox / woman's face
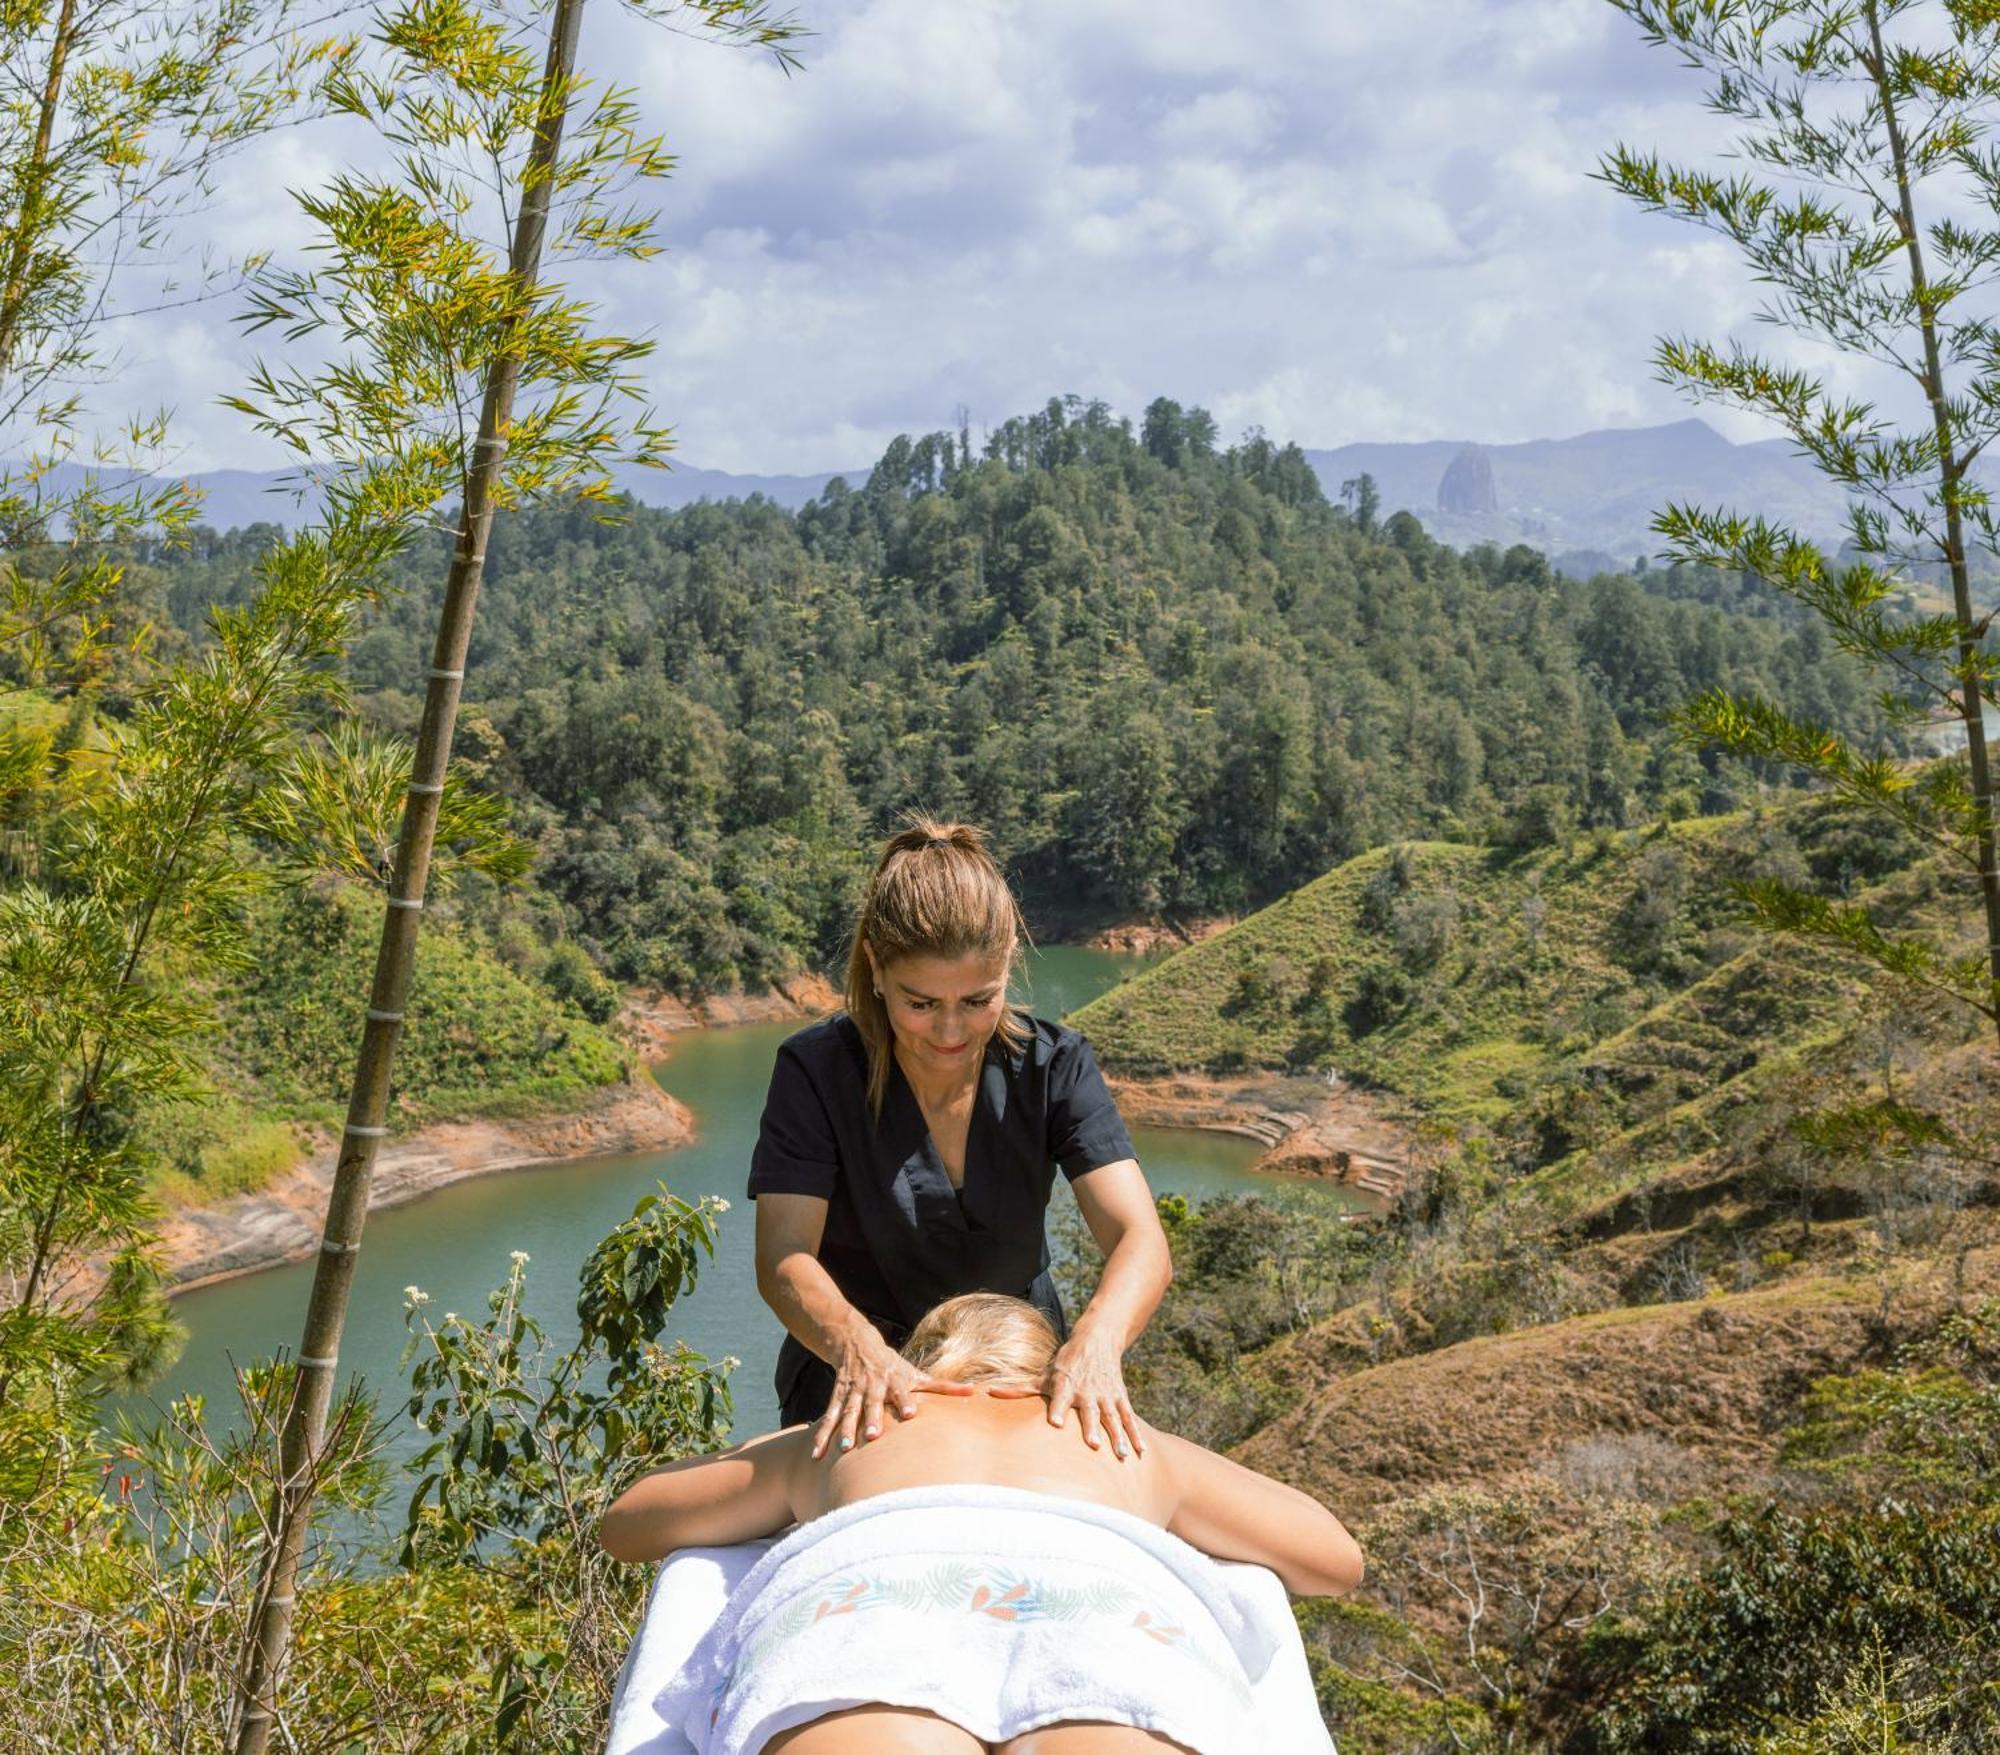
[872,947,1011,1078]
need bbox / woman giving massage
[742,817,1175,1460]
[601,1292,1364,1755]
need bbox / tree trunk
[230,2,589,1745]
[1866,1,2000,1043]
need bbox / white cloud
[87,0,1924,476]
[1155,90,1283,156]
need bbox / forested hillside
[151,396,1893,994]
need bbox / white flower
[404,1286,430,1307]
[510,1250,531,1266]
[711,1197,731,1214]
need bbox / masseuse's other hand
[1038,1326,1144,1460]
[813,1328,970,1460]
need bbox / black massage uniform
[747,1011,1137,1426]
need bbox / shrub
[1509,784,1575,850]
[1574,1500,2000,1754]
[1358,846,1416,935]
[1571,1308,2000,1753]
[1345,960,1414,1037]
[1611,843,1693,979]
[1391,890,1460,973]
[539,938,621,1025]
[1355,1479,1667,1747]
[0,1187,736,1753]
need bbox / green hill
[147,879,629,1206]
[1087,796,2000,1751]
[151,395,1900,996]
[1072,798,1924,1125]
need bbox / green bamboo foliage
[1603,0,2000,1034]
[0,520,406,1430]
[0,0,354,685]
[0,2,539,1463]
[223,2,802,1745]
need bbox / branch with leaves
[1605,0,2000,1040]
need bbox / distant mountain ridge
[1301,417,1860,568]
[12,457,859,533]
[11,418,1906,565]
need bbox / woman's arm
[1154,1430,1364,1598]
[599,1428,810,1563]
[754,1193,969,1459]
[1050,1160,1173,1456]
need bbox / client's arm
[1154,1431,1364,1598]
[599,1428,810,1563]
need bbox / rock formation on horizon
[1437,442,1499,515]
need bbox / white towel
[605,1484,1337,1755]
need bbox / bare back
[796,1388,1175,1526]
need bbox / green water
[136,947,1363,1443]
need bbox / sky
[116,0,1791,476]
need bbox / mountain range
[17,417,1887,568]
[1300,417,1861,570]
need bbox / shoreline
[157,976,844,1297]
[614,971,843,1059]
[1108,1071,1410,1204]
[157,1073,696,1296]
[1053,915,1236,957]
[151,977,1405,1296]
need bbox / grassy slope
[151,880,629,1206]
[1083,799,2000,1749]
[1234,1262,1975,1512]
[1085,793,1993,1460]
[1073,807,1882,1125]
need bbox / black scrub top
[748,1011,1137,1423]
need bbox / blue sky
[125,0,1784,475]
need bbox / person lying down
[601,1293,1363,1755]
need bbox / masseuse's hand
[1043,1322,1144,1460]
[813,1324,970,1460]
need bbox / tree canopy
[148,393,1897,993]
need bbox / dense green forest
[145,395,1892,994]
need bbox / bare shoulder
[752,1423,817,1514]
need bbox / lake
[134,945,1366,1446]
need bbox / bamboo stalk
[230,2,590,1744]
[1864,0,2000,1041]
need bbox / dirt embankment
[156,1073,695,1294]
[1109,1071,1410,1202]
[153,976,840,1296]
[1082,916,1235,956]
[615,972,842,1060]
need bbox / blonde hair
[844,814,1030,1115]
[902,1293,1058,1389]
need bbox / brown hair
[902,1293,1058,1389]
[844,814,1030,1115]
